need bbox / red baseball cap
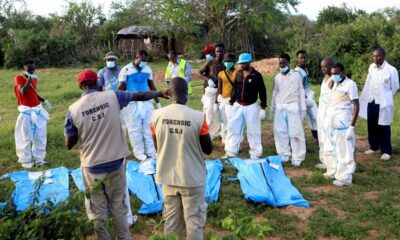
[202,44,216,54]
[77,69,97,85]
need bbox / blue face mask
[206,54,213,60]
[280,66,289,73]
[224,62,234,69]
[106,61,115,68]
[139,61,147,69]
[332,74,342,82]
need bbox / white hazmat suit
[271,70,306,165]
[323,78,358,184]
[15,105,48,164]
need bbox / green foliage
[0,192,93,239]
[219,209,273,238]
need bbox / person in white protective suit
[295,50,319,141]
[315,57,335,170]
[199,43,226,139]
[118,50,162,161]
[14,60,52,168]
[359,48,399,161]
[270,53,306,166]
[323,63,360,186]
[216,53,238,143]
[223,53,267,159]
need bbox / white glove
[156,102,162,109]
[301,110,306,120]
[44,99,52,111]
[346,126,355,141]
[213,103,219,112]
[208,79,216,88]
[259,109,266,121]
[217,94,224,103]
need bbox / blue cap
[237,53,252,64]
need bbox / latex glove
[213,103,219,112]
[156,102,162,109]
[44,99,52,111]
[259,109,266,121]
[217,94,224,103]
[301,110,306,120]
[208,79,216,88]
[346,126,355,141]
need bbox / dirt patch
[356,135,369,151]
[281,205,315,222]
[285,168,314,178]
[251,58,279,76]
[363,191,379,201]
[304,185,342,194]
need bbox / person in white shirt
[359,48,399,161]
[295,50,318,142]
[323,63,359,186]
[164,50,193,94]
[270,53,306,166]
[315,57,334,170]
[118,50,161,161]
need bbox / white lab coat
[359,61,399,125]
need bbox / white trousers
[202,87,221,139]
[305,90,318,131]
[323,107,356,183]
[218,97,232,141]
[273,103,306,163]
[122,101,156,159]
[15,105,48,163]
[317,101,328,164]
[225,102,262,158]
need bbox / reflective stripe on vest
[165,59,187,79]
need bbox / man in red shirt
[14,60,52,168]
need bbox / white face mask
[280,66,289,73]
[106,61,116,68]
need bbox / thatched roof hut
[115,25,185,58]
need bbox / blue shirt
[118,63,153,92]
[97,66,122,91]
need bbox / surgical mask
[332,74,342,82]
[280,66,289,73]
[106,61,115,68]
[206,54,213,60]
[139,61,147,69]
[224,62,234,69]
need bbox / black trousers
[367,101,392,155]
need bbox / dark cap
[223,53,235,62]
[104,52,118,60]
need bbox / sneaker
[323,172,334,179]
[291,160,302,167]
[128,214,138,227]
[35,160,47,166]
[381,153,391,161]
[135,154,147,161]
[364,149,379,155]
[315,163,327,169]
[332,179,351,186]
[21,162,34,169]
[281,155,290,163]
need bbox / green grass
[1,61,400,239]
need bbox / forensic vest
[126,69,151,92]
[68,91,130,167]
[151,104,206,187]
